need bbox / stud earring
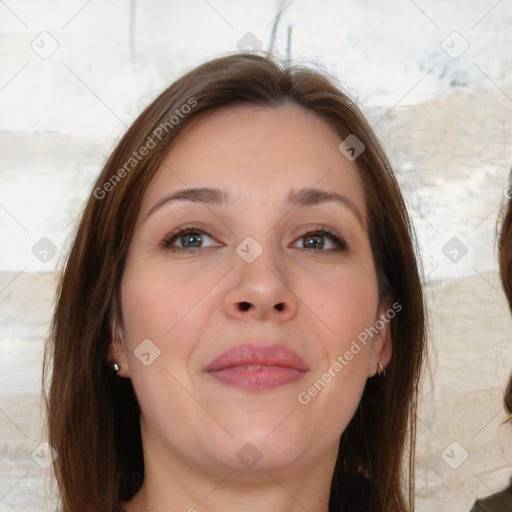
[111,362,120,373]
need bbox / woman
[468,180,512,511]
[43,52,426,512]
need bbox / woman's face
[112,103,391,478]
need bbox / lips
[204,343,309,391]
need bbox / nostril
[238,301,251,311]
[274,303,284,311]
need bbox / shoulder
[468,485,512,512]
[468,501,487,512]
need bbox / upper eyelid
[165,225,341,239]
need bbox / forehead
[140,103,366,217]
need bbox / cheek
[296,270,378,428]
[310,268,379,355]
[120,262,217,345]
[118,264,215,415]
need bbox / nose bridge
[223,230,298,320]
[235,232,286,294]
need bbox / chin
[226,425,310,470]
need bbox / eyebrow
[145,186,365,228]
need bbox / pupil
[183,233,202,247]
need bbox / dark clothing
[469,482,512,511]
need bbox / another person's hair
[499,176,512,415]
[43,52,426,512]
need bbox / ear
[107,316,130,378]
[367,304,393,378]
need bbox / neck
[121,439,336,512]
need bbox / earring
[111,362,120,373]
[377,360,386,377]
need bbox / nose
[223,241,299,322]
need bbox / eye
[162,226,221,252]
[293,227,348,251]
[161,225,347,253]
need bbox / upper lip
[204,343,310,372]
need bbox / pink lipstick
[204,343,309,391]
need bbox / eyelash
[161,225,348,253]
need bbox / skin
[109,103,392,512]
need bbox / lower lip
[207,366,307,390]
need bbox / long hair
[43,52,426,512]
[499,176,512,416]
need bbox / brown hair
[499,176,512,415]
[43,52,426,512]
